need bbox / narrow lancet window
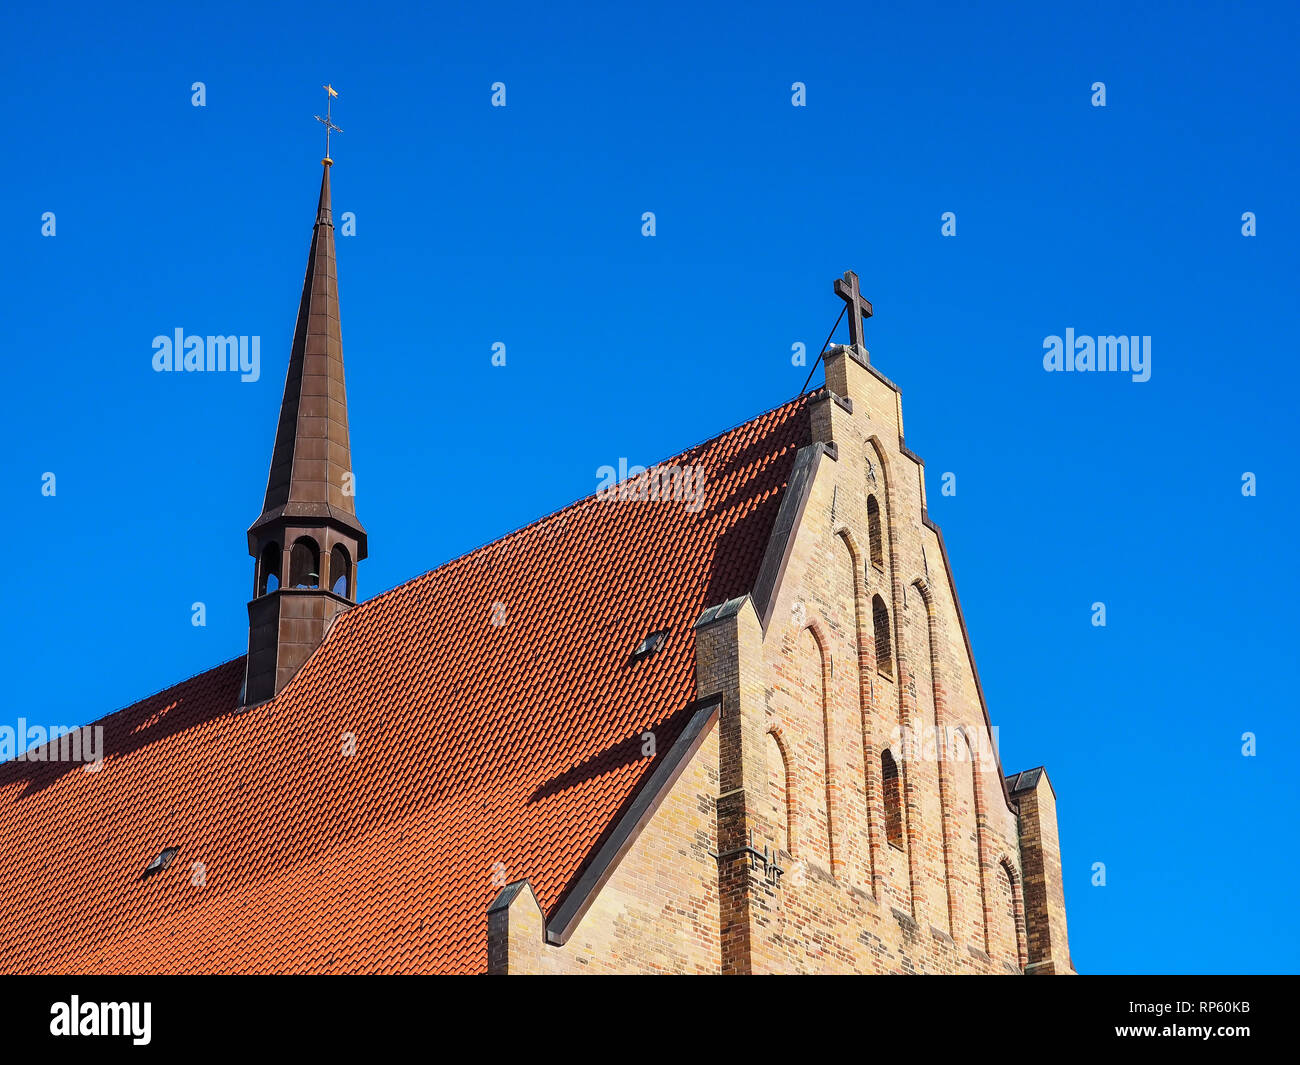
[872,594,893,678]
[867,494,884,569]
[882,750,904,849]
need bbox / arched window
[289,537,320,589]
[766,731,793,855]
[329,543,351,598]
[999,858,1027,969]
[257,542,281,596]
[881,750,904,849]
[872,594,893,678]
[867,494,884,569]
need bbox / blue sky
[2,0,1296,974]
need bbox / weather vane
[314,84,342,165]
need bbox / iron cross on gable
[833,270,873,352]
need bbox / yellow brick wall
[536,728,723,974]
[725,347,1032,972]
[491,345,1068,974]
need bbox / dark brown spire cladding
[250,163,365,549]
[243,161,367,706]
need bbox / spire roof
[249,162,366,553]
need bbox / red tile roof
[0,395,812,973]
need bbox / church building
[0,156,1073,975]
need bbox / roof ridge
[337,391,813,619]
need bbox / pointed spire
[249,161,366,554]
[243,159,368,706]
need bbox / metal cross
[833,270,873,352]
[314,84,342,162]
